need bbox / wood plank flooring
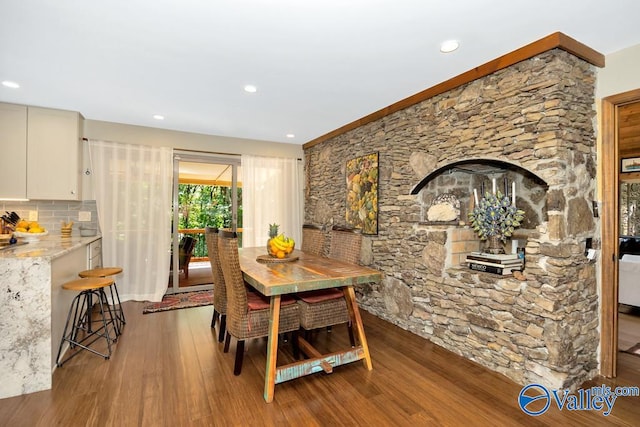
[1,302,639,426]
[169,261,214,288]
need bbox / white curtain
[242,155,302,248]
[88,140,173,302]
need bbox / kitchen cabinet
[27,106,84,200]
[0,103,84,201]
[0,103,27,199]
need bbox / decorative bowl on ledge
[79,226,97,237]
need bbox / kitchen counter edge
[0,235,102,261]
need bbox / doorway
[169,151,242,294]
[601,89,640,377]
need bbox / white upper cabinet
[26,107,84,200]
[0,103,84,201]
[0,103,28,199]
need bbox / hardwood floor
[168,261,214,288]
[1,303,639,426]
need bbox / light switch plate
[28,210,38,221]
[78,211,91,222]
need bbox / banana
[283,237,295,253]
[272,238,289,251]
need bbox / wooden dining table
[238,246,383,403]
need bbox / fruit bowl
[267,237,295,258]
[14,230,48,241]
[267,241,295,258]
[266,224,296,259]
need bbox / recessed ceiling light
[286,133,295,138]
[153,114,165,120]
[2,80,20,89]
[244,84,257,93]
[440,40,460,53]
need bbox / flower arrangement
[468,190,525,242]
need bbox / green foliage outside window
[178,184,242,257]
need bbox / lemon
[29,227,44,233]
[15,227,27,232]
[29,221,40,229]
[16,220,29,229]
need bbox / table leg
[264,294,281,403]
[344,285,373,370]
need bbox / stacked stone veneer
[304,49,599,390]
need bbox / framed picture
[621,157,640,173]
[346,152,378,234]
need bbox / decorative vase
[485,236,505,254]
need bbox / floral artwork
[346,152,378,234]
[468,190,525,242]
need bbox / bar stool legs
[78,267,126,335]
[56,277,118,367]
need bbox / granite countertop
[0,234,101,261]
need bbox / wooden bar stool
[55,277,118,367]
[78,267,126,335]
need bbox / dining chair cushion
[297,288,344,304]
[247,292,297,311]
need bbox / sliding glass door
[169,151,241,293]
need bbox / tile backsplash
[1,200,99,236]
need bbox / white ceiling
[2,1,640,145]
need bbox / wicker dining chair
[206,227,228,342]
[217,230,301,375]
[301,223,326,256]
[296,225,361,347]
[328,225,362,264]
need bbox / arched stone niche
[411,158,549,231]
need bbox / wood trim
[600,88,640,378]
[620,171,640,182]
[303,32,605,150]
[600,97,619,378]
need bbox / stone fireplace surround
[304,38,601,390]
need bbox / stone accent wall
[304,49,599,390]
